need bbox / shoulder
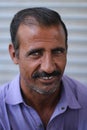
[0,83,10,101]
[0,74,20,99]
[0,83,11,129]
[63,75,87,92]
[0,83,10,121]
[63,75,87,107]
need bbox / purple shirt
[0,75,87,130]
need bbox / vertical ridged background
[0,1,87,85]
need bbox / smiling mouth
[32,70,61,80]
[39,76,59,84]
[40,76,53,80]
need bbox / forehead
[17,24,66,49]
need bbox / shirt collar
[5,74,81,109]
[62,75,81,109]
[5,74,23,105]
[50,75,81,121]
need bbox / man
[0,7,87,130]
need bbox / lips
[40,76,53,80]
[38,76,58,85]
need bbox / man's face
[14,24,67,94]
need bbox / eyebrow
[52,47,66,52]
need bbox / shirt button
[61,107,65,110]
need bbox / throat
[30,90,61,127]
[38,106,55,127]
[21,83,62,127]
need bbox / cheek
[56,56,67,70]
[61,58,67,71]
[19,59,41,77]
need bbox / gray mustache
[32,70,61,79]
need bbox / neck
[21,84,62,127]
[23,88,61,128]
[21,86,61,110]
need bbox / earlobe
[9,44,19,64]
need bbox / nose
[40,53,56,73]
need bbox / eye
[26,49,43,58]
[31,51,41,56]
[52,48,66,55]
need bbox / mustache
[32,70,61,79]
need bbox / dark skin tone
[9,23,67,127]
[21,81,62,127]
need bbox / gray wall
[0,1,87,85]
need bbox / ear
[9,44,19,64]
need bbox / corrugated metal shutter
[0,1,87,85]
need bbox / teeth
[41,76,53,80]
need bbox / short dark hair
[10,7,68,55]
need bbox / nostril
[41,61,56,74]
[40,53,57,73]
